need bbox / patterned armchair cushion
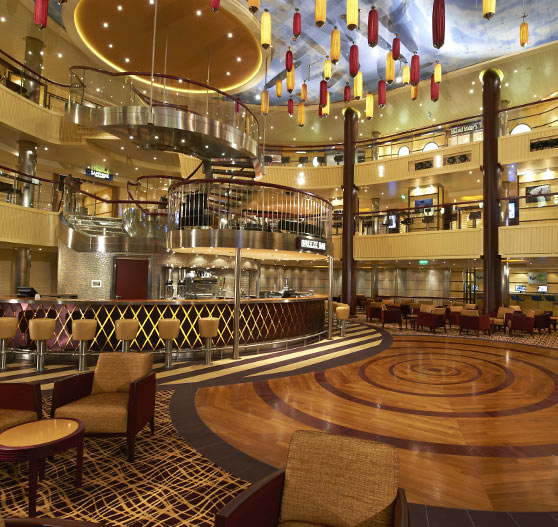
[280,431,398,527]
[92,352,153,394]
[0,409,38,433]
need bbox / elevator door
[114,258,150,299]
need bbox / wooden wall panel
[499,128,558,166]
[0,203,58,247]
[500,222,558,257]
[264,165,342,189]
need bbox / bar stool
[158,319,180,370]
[29,318,56,372]
[0,317,17,371]
[198,317,219,365]
[332,301,340,326]
[72,319,97,371]
[115,319,139,353]
[336,305,350,337]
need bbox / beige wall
[0,248,57,295]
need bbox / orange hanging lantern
[276,79,282,98]
[323,56,332,81]
[315,0,326,27]
[434,61,442,84]
[261,89,269,115]
[261,9,271,49]
[354,71,363,100]
[520,15,529,47]
[248,0,259,14]
[347,0,358,31]
[287,68,295,93]
[366,92,374,119]
[301,81,307,102]
[483,0,495,20]
[386,51,395,84]
[297,102,305,127]
[293,8,301,39]
[331,26,341,64]
[35,0,48,29]
[402,64,410,85]
[431,74,439,102]
[411,85,418,100]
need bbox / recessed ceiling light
[153,156,157,160]
[505,82,509,87]
[125,58,130,63]
[44,147,48,151]
[227,32,233,38]
[237,57,241,62]
[469,89,473,94]
[196,10,202,15]
[102,158,106,162]
[0,17,5,22]
[120,146,124,150]
[109,43,113,48]
[103,22,109,28]
[226,71,230,76]
[117,5,123,10]
[57,53,63,58]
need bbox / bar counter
[0,296,327,353]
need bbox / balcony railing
[499,192,558,226]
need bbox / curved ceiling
[74,0,262,92]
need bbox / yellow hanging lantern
[346,0,358,31]
[331,26,341,64]
[323,56,332,81]
[261,9,271,49]
[323,92,330,117]
[261,89,269,115]
[483,0,495,20]
[315,0,326,27]
[402,64,410,85]
[434,61,442,84]
[287,67,295,93]
[411,85,418,101]
[520,15,529,47]
[365,93,374,120]
[301,81,307,102]
[297,101,305,127]
[386,51,395,85]
[275,79,282,98]
[247,0,259,14]
[354,70,362,100]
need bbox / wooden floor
[196,336,558,512]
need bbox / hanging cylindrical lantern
[34,0,49,29]
[432,0,445,49]
[483,0,495,19]
[287,68,295,93]
[323,56,332,81]
[402,64,410,85]
[261,9,271,49]
[319,79,328,107]
[431,74,439,102]
[344,82,351,103]
[520,15,529,47]
[368,8,378,47]
[301,81,308,102]
[354,71,363,100]
[410,53,420,86]
[378,80,386,108]
[349,43,359,77]
[210,0,220,12]
[347,0,358,31]
[386,51,395,84]
[323,92,330,117]
[293,8,301,39]
[366,93,374,120]
[315,0,326,27]
[297,102,305,127]
[331,26,341,64]
[286,47,293,72]
[288,97,294,116]
[276,79,283,98]
[411,85,418,101]
[392,35,401,61]
[434,61,442,84]
[235,98,241,113]
[261,89,269,115]
[248,0,260,14]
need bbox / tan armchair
[51,353,156,461]
[215,430,408,527]
[0,382,42,433]
[490,307,514,331]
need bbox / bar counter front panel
[0,297,326,353]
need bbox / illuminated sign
[419,260,429,265]
[299,238,327,252]
[450,121,482,136]
[86,168,113,181]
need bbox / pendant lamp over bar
[344,82,351,103]
[286,47,293,72]
[301,81,308,101]
[378,79,386,108]
[430,74,439,102]
[323,56,332,81]
[297,102,305,127]
[261,9,271,49]
[34,0,49,29]
[434,61,442,84]
[386,51,395,84]
[411,84,418,100]
[432,0,445,49]
[368,8,378,47]
[410,53,420,86]
[261,89,269,115]
[349,43,359,77]
[320,78,328,107]
[288,97,294,116]
[392,35,400,61]
[276,79,282,98]
[210,0,220,12]
[331,26,341,64]
[248,0,259,14]
[520,14,529,47]
[354,71,363,100]
[287,68,295,93]
[402,64,410,85]
[483,0,495,20]
[347,0,358,31]
[315,0,326,27]
[293,8,301,39]
[366,93,374,119]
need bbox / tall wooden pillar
[342,108,358,315]
[481,69,503,314]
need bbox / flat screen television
[415,198,434,208]
[525,184,551,204]
[538,285,548,293]
[515,285,526,293]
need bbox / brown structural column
[342,108,358,315]
[481,68,503,314]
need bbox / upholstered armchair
[417,308,446,333]
[0,382,42,433]
[509,314,535,336]
[367,302,385,322]
[489,307,515,332]
[448,306,463,328]
[382,308,402,329]
[51,352,156,461]
[459,312,491,336]
[215,430,409,527]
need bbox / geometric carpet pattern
[0,391,248,526]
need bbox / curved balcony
[167,179,333,259]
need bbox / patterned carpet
[0,391,248,526]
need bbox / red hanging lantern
[286,47,293,72]
[392,35,401,61]
[34,0,49,29]
[430,74,439,102]
[288,98,294,116]
[293,8,301,40]
[378,80,386,108]
[410,53,420,86]
[210,0,220,12]
[235,98,241,113]
[432,0,445,49]
[349,43,359,77]
[344,82,351,103]
[320,79,328,107]
[368,8,378,47]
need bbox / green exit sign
[419,260,429,265]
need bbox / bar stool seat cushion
[72,319,97,341]
[336,306,350,320]
[54,392,128,434]
[158,319,181,340]
[29,319,56,341]
[0,318,17,339]
[92,352,153,394]
[199,318,219,338]
[0,409,38,433]
[115,319,139,341]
